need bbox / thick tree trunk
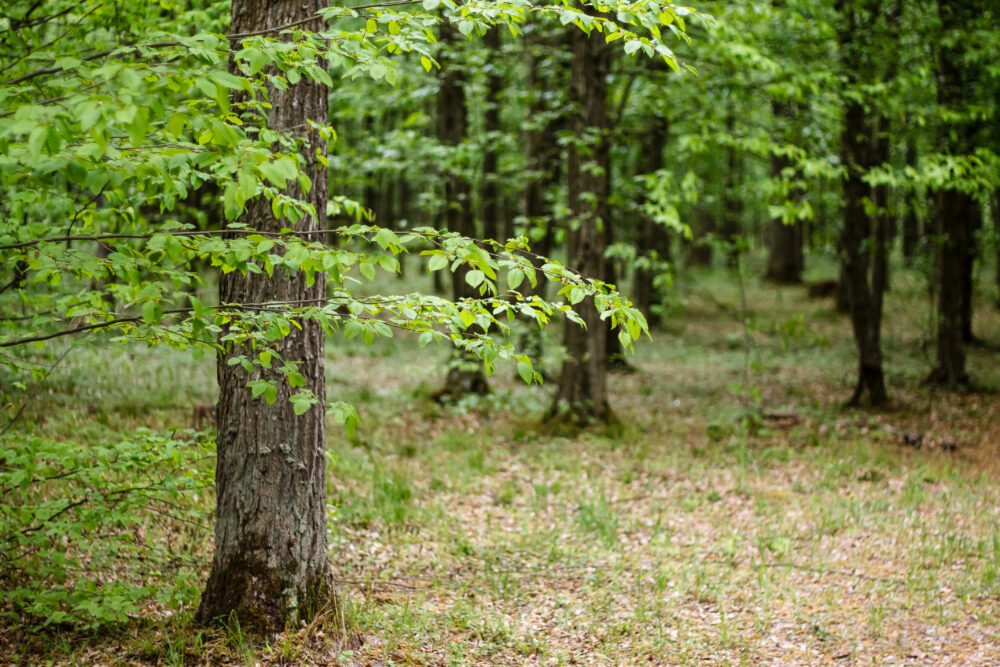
[633,119,669,327]
[435,22,489,398]
[926,0,980,386]
[550,20,611,424]
[198,0,334,634]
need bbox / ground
[2,258,1000,665]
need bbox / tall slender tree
[550,16,612,423]
[925,0,985,386]
[765,102,804,284]
[836,0,893,406]
[436,22,490,397]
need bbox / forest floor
[4,259,1000,665]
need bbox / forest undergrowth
[3,259,1000,666]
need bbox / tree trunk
[198,0,335,634]
[837,0,890,407]
[517,38,564,372]
[994,191,1000,310]
[686,207,714,267]
[633,118,670,327]
[901,138,920,264]
[480,27,502,243]
[550,19,611,424]
[926,0,980,386]
[765,102,804,284]
[960,207,981,343]
[436,22,489,397]
[840,101,889,407]
[722,112,743,268]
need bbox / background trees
[1,0,999,648]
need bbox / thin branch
[3,0,422,87]
[2,40,182,86]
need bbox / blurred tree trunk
[436,22,489,397]
[901,138,921,264]
[517,33,566,372]
[550,17,611,423]
[994,191,1000,310]
[199,0,336,634]
[926,0,982,386]
[480,27,502,243]
[837,0,890,407]
[722,112,743,268]
[633,118,670,327]
[765,102,804,284]
[686,207,714,267]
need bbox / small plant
[0,429,213,629]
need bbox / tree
[633,117,671,326]
[435,21,490,398]
[2,0,675,631]
[550,14,613,423]
[925,0,985,386]
[195,0,335,633]
[764,102,804,284]
[835,0,893,407]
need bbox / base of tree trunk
[434,364,490,402]
[542,399,617,436]
[764,271,803,286]
[923,365,973,390]
[196,553,337,636]
[846,364,888,408]
[606,354,636,374]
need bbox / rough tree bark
[549,18,611,424]
[198,0,335,634]
[436,22,489,397]
[837,0,890,407]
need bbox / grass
[3,256,1000,665]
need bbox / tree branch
[3,0,423,87]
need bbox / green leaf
[517,360,533,385]
[465,270,485,288]
[141,301,162,325]
[427,254,448,272]
[507,268,525,290]
[210,70,246,90]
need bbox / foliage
[0,0,692,420]
[0,429,214,629]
